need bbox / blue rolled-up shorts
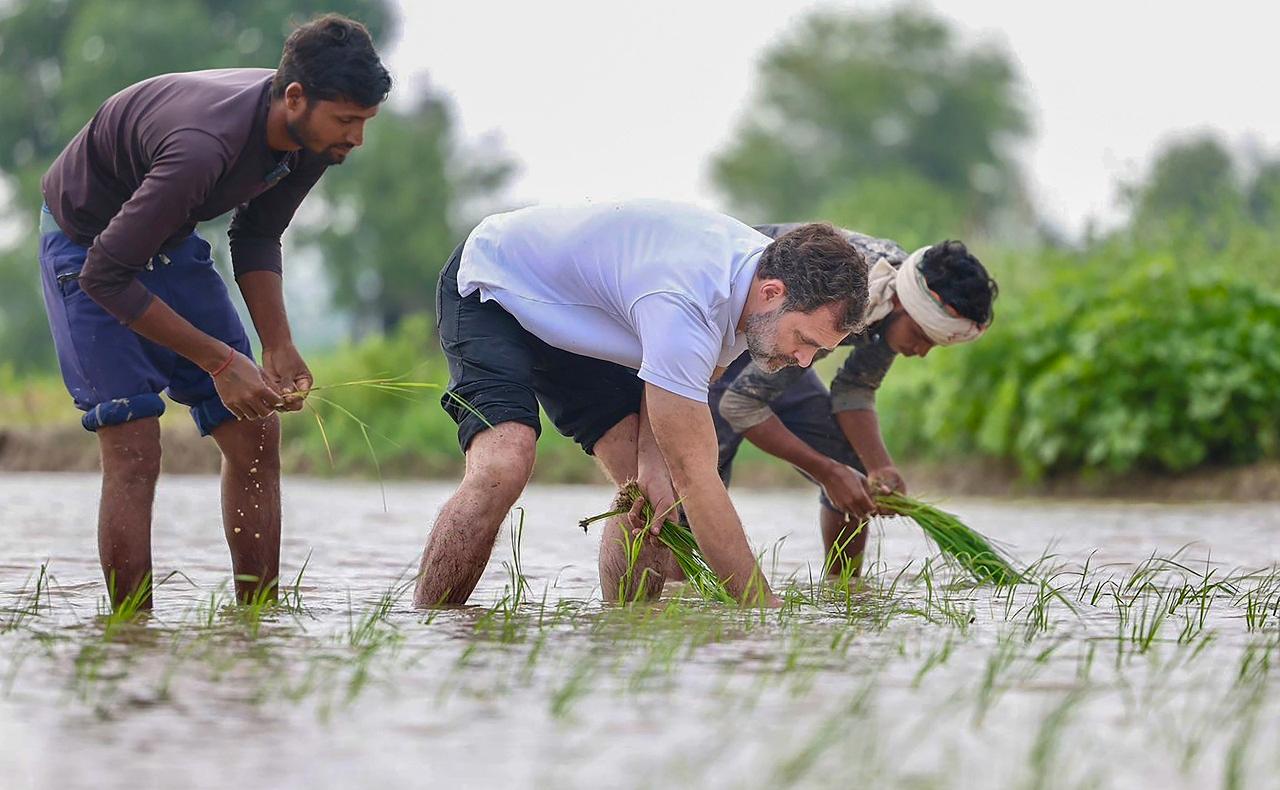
[38,205,252,435]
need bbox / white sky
[386,0,1278,239]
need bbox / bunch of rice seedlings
[579,482,734,604]
[875,492,1024,586]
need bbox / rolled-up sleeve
[228,154,327,278]
[717,360,806,433]
[830,331,897,413]
[79,130,229,323]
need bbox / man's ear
[284,82,307,111]
[759,278,786,306]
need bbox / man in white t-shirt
[413,199,869,607]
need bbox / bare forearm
[835,408,894,470]
[636,391,666,473]
[237,271,292,348]
[675,468,771,601]
[743,415,836,479]
[128,298,230,371]
[645,385,772,603]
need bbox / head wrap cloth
[862,246,987,346]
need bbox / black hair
[272,14,392,107]
[758,223,869,331]
[919,240,998,325]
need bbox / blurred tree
[815,171,968,252]
[1126,134,1241,230]
[0,0,393,371]
[1246,159,1280,226]
[711,7,1033,236]
[308,94,515,332]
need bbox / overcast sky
[384,0,1277,239]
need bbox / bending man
[38,15,391,607]
[714,224,997,577]
[414,201,869,607]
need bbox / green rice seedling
[579,482,734,604]
[874,492,1024,585]
[912,634,955,687]
[279,551,313,616]
[231,576,282,639]
[1026,690,1086,789]
[549,655,596,718]
[296,374,491,510]
[100,572,154,639]
[1,563,48,633]
[498,507,532,613]
[975,628,1023,721]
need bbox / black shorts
[710,353,862,512]
[436,243,644,455]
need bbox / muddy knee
[463,422,537,506]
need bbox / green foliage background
[2,2,1279,484]
[875,219,1280,479]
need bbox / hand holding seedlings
[631,467,678,536]
[868,465,908,497]
[263,342,314,412]
[212,350,284,420]
[818,461,877,521]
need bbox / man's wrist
[260,336,295,353]
[197,341,235,373]
[815,456,845,481]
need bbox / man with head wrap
[712,223,998,577]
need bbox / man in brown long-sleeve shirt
[38,14,391,609]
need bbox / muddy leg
[96,417,162,610]
[414,422,537,607]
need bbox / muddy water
[0,473,1277,789]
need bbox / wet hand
[211,349,283,421]
[818,461,876,522]
[263,343,313,413]
[632,468,677,537]
[869,466,907,496]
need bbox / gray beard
[744,311,795,372]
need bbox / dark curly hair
[272,14,392,108]
[918,240,998,325]
[758,223,869,331]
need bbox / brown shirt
[41,68,329,323]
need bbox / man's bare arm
[742,416,876,518]
[835,408,906,494]
[238,271,311,412]
[644,383,775,605]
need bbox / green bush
[877,239,1280,479]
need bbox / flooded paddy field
[1,473,1277,789]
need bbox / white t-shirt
[457,199,768,401]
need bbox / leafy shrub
[877,241,1280,479]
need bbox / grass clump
[875,492,1024,585]
[580,482,734,604]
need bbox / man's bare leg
[820,505,867,578]
[96,417,163,610]
[211,415,282,603]
[594,415,678,602]
[414,422,537,607]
